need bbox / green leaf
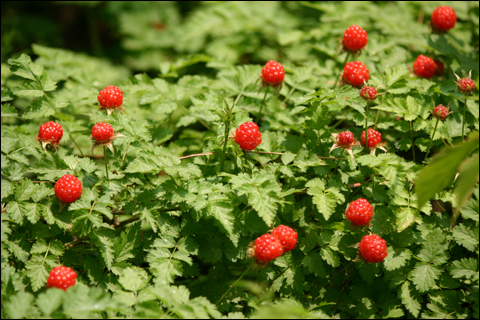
[8,53,44,80]
[63,285,123,318]
[4,291,34,319]
[1,103,17,117]
[118,266,150,292]
[320,247,340,267]
[423,290,459,318]
[400,281,422,318]
[306,178,345,221]
[417,229,449,264]
[91,229,115,270]
[384,247,412,271]
[410,262,442,293]
[449,258,478,280]
[415,133,479,211]
[453,152,479,221]
[25,254,56,292]
[36,288,64,316]
[114,222,140,264]
[452,223,479,252]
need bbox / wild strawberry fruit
[361,128,382,147]
[433,104,452,120]
[54,174,82,203]
[343,25,368,52]
[91,122,124,154]
[330,130,359,158]
[454,71,476,95]
[98,85,124,114]
[343,61,369,87]
[36,121,63,151]
[434,59,444,76]
[413,55,437,79]
[346,198,373,226]
[361,128,387,154]
[253,234,284,262]
[261,60,285,88]
[431,6,457,32]
[47,266,77,290]
[92,122,114,142]
[271,225,298,252]
[359,234,388,263]
[235,122,262,151]
[360,86,378,101]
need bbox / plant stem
[215,266,251,306]
[219,99,233,172]
[282,83,298,104]
[103,146,110,180]
[364,103,369,152]
[69,133,85,157]
[332,52,350,89]
[256,86,270,123]
[333,149,345,172]
[462,94,467,142]
[410,121,415,162]
[424,118,439,162]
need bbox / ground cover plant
[1,2,479,319]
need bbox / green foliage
[1,1,479,319]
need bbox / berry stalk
[103,146,110,180]
[410,121,416,162]
[256,86,270,123]
[424,117,440,161]
[333,149,345,173]
[462,94,467,142]
[215,266,251,306]
[364,103,369,153]
[332,52,350,89]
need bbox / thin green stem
[424,118,439,161]
[364,103,369,152]
[462,94,467,142]
[333,149,345,173]
[216,266,251,306]
[69,134,85,157]
[332,52,350,89]
[120,142,131,169]
[256,87,270,123]
[103,146,110,180]
[282,83,298,104]
[374,87,387,130]
[410,121,415,162]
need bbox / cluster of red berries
[330,128,386,156]
[252,225,298,263]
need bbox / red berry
[92,122,114,142]
[47,266,77,290]
[413,55,437,79]
[271,225,298,252]
[254,234,284,262]
[343,25,368,52]
[434,60,444,75]
[37,121,63,147]
[54,174,82,203]
[338,131,356,147]
[235,122,262,151]
[98,86,123,110]
[360,86,378,101]
[261,60,285,86]
[346,198,373,226]
[359,234,388,263]
[343,61,369,87]
[431,6,457,32]
[455,77,476,95]
[433,105,451,120]
[361,128,382,148]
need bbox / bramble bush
[1,2,479,319]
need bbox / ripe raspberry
[431,6,457,32]
[47,266,77,291]
[361,128,382,148]
[54,174,82,203]
[235,122,262,151]
[98,86,123,114]
[454,71,476,95]
[254,234,284,262]
[433,104,451,120]
[92,122,114,142]
[360,86,378,101]
[413,55,437,79]
[359,234,388,263]
[346,198,373,226]
[36,121,63,150]
[343,25,368,52]
[271,225,298,252]
[434,59,444,76]
[338,131,355,147]
[261,60,285,87]
[343,61,369,87]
